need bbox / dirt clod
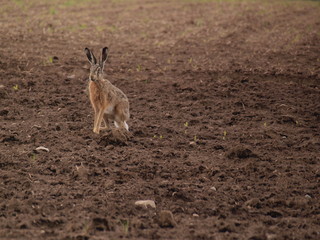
[74,163,89,181]
[88,217,110,234]
[158,210,176,228]
[135,200,156,209]
[227,146,258,159]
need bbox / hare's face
[85,47,109,81]
[89,64,103,81]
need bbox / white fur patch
[124,122,129,131]
[114,121,129,131]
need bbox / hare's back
[110,84,128,102]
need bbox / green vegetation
[153,134,164,139]
[222,130,227,140]
[48,57,54,63]
[49,6,57,15]
[119,219,129,236]
[79,24,87,30]
[136,64,142,72]
[62,0,100,7]
[30,153,37,161]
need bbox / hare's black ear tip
[103,47,108,51]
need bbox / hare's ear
[101,47,109,69]
[84,48,97,65]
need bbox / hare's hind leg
[117,121,129,131]
[114,121,129,130]
[124,122,129,131]
[114,102,129,131]
[101,113,112,130]
[114,121,128,130]
[114,116,129,131]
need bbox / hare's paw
[114,121,129,131]
[124,122,129,131]
[93,127,100,134]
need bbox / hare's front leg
[93,110,99,134]
[92,106,99,133]
[92,104,103,134]
[93,109,104,134]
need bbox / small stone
[244,198,261,209]
[134,200,156,209]
[305,194,311,199]
[210,186,217,191]
[35,146,49,152]
[266,233,277,240]
[192,213,199,217]
[158,210,176,228]
[165,113,172,119]
[67,74,76,79]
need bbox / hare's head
[84,47,109,81]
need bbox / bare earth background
[0,0,320,239]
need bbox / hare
[84,47,130,134]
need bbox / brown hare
[84,47,130,134]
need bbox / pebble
[35,146,49,152]
[134,200,156,209]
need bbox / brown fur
[85,47,130,134]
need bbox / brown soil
[1,0,320,239]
